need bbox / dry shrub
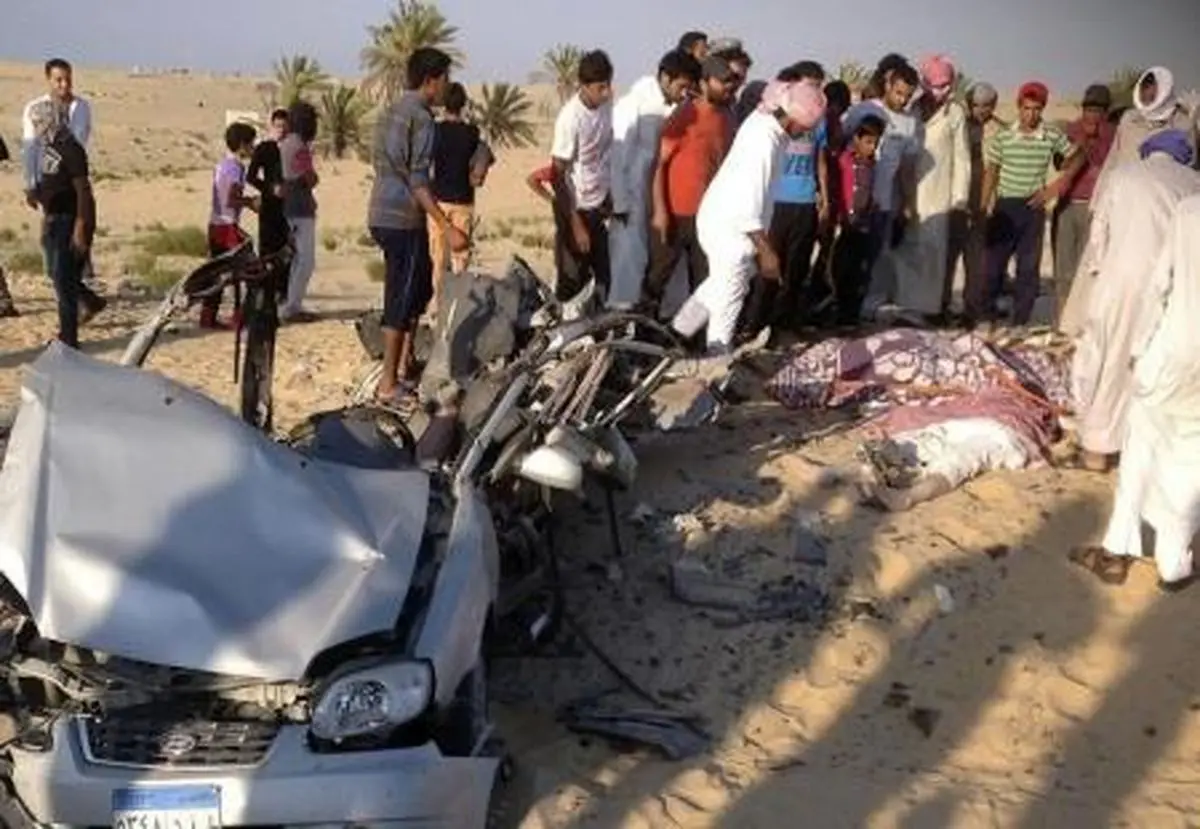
[139,225,208,258]
[366,259,386,283]
[5,248,44,274]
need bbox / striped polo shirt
[984,123,1072,199]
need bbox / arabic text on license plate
[112,785,221,829]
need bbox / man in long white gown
[1072,186,1200,591]
[606,50,701,308]
[1069,131,1200,472]
[891,55,971,317]
[671,81,826,353]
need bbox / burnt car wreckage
[0,244,730,828]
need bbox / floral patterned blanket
[767,330,1068,455]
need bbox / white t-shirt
[551,93,613,211]
[873,106,922,211]
[697,110,789,258]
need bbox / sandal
[375,381,418,411]
[1057,450,1110,473]
[1159,575,1197,594]
[1069,546,1133,585]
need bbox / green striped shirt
[985,124,1072,199]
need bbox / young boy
[279,101,320,323]
[550,49,615,301]
[832,115,885,326]
[202,122,258,329]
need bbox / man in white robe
[891,55,971,317]
[606,50,700,308]
[1069,131,1200,471]
[671,81,825,353]
[1079,188,1200,590]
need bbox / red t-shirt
[1062,120,1115,203]
[659,99,733,218]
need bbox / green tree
[542,44,583,103]
[272,54,329,107]
[317,85,371,160]
[361,0,462,102]
[1108,65,1143,111]
[836,60,869,92]
[470,83,537,150]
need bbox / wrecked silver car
[0,249,719,828]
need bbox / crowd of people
[4,39,1200,589]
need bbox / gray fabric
[1054,202,1092,319]
[368,91,435,231]
[419,257,542,405]
[0,344,431,681]
[279,134,317,218]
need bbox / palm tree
[361,1,462,102]
[317,85,371,160]
[1108,65,1143,111]
[543,45,583,103]
[273,54,329,107]
[836,60,869,93]
[470,83,537,150]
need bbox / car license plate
[112,785,221,829]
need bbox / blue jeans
[42,215,101,348]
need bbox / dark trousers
[42,215,102,348]
[259,205,290,305]
[967,197,1045,325]
[831,223,876,325]
[643,215,706,315]
[554,207,610,302]
[743,202,820,333]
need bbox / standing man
[677,32,708,62]
[1095,67,1197,192]
[1071,191,1200,591]
[608,49,701,308]
[550,50,615,302]
[947,82,1005,317]
[670,81,826,353]
[368,47,467,405]
[858,62,923,320]
[278,101,320,323]
[742,61,829,336]
[27,99,104,349]
[969,82,1085,327]
[429,82,494,315]
[247,108,290,258]
[642,55,737,319]
[21,58,105,318]
[1069,131,1200,472]
[892,55,970,318]
[1052,84,1115,328]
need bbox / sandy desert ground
[4,62,1200,828]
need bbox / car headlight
[310,661,433,742]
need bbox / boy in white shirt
[550,50,615,301]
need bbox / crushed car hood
[0,344,429,681]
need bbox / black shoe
[79,295,108,327]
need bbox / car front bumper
[7,718,498,828]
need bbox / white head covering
[1136,66,1178,123]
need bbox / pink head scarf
[920,55,956,103]
[758,80,827,131]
